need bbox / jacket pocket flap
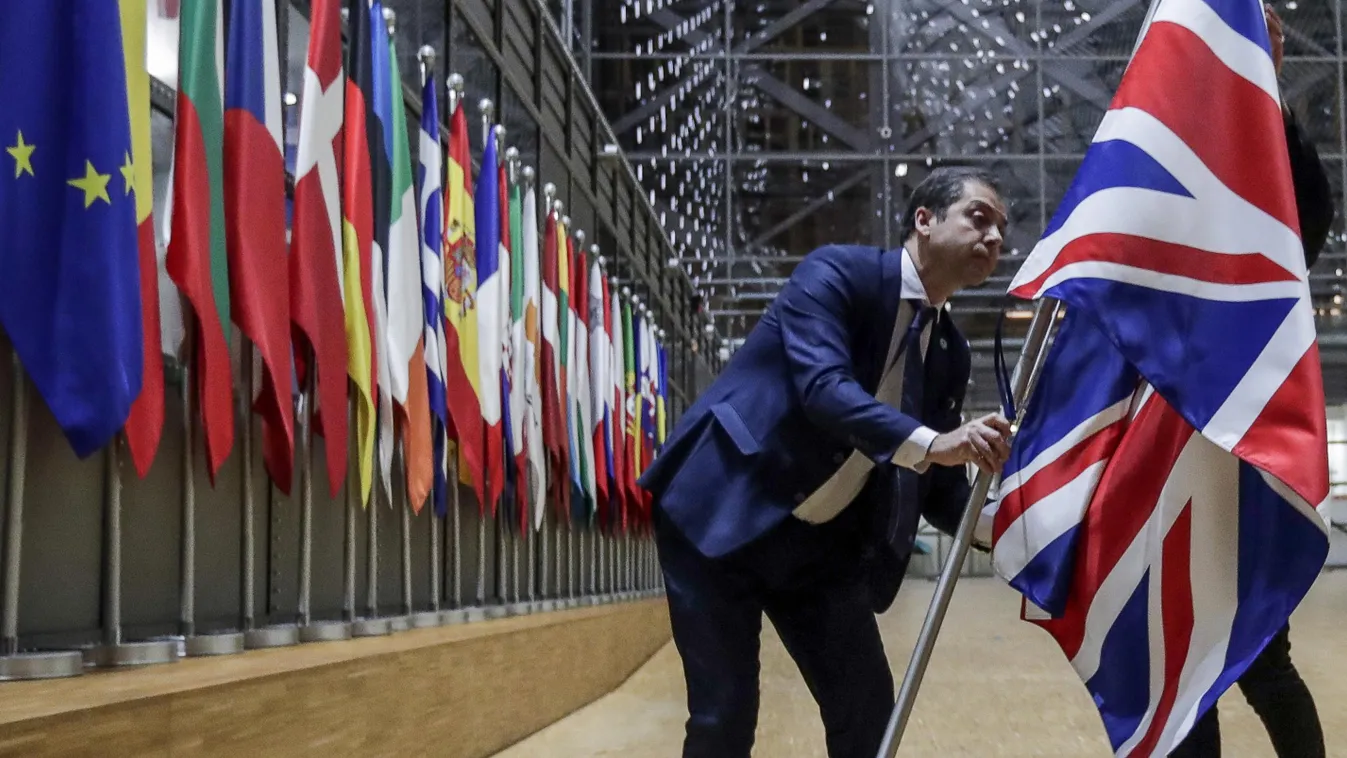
[710,402,760,456]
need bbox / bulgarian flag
[120,0,165,478]
[166,0,234,481]
[588,257,610,523]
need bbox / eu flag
[0,3,143,457]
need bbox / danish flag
[987,0,1330,754]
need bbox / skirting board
[0,600,672,758]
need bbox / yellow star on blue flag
[0,3,143,458]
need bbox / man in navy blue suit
[639,166,1015,757]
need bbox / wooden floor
[496,573,1347,757]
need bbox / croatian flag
[988,0,1330,755]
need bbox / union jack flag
[987,0,1330,754]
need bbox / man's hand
[926,413,1012,475]
[1266,4,1285,76]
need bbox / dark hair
[897,166,1003,242]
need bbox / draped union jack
[987,0,1330,754]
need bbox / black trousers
[654,505,894,758]
[1169,623,1323,758]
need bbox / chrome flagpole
[875,0,1159,747]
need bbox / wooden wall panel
[0,601,672,758]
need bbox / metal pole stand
[85,439,178,669]
[181,330,245,658]
[875,302,1059,757]
[0,358,83,680]
[440,458,468,626]
[297,382,351,643]
[239,348,299,650]
[352,469,391,637]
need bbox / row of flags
[0,0,672,535]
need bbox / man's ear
[913,206,934,237]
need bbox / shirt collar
[900,246,944,309]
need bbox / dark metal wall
[7,0,701,651]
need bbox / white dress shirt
[793,247,943,524]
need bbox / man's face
[916,180,1008,288]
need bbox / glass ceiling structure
[568,0,1347,408]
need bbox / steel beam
[742,67,873,150]
[739,0,840,54]
[746,167,871,248]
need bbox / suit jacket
[639,245,971,612]
[1285,109,1333,267]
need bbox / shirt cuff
[891,426,939,472]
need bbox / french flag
[224,0,295,494]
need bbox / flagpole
[505,145,525,614]
[574,226,592,607]
[555,199,567,609]
[874,1,1158,748]
[297,353,350,641]
[87,433,178,668]
[344,398,357,624]
[539,182,557,612]
[441,73,468,625]
[469,97,494,623]
[491,123,513,619]
[0,353,83,680]
[395,442,415,631]
[523,164,539,612]
[178,319,244,657]
[416,41,445,630]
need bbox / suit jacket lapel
[867,247,905,391]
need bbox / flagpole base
[483,605,511,620]
[387,616,411,633]
[298,621,351,643]
[83,640,179,669]
[440,609,470,625]
[508,602,533,616]
[410,611,443,629]
[462,606,488,623]
[244,625,300,650]
[185,632,246,657]
[351,618,391,637]
[0,650,84,680]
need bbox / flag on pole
[566,237,586,518]
[0,1,142,456]
[555,214,573,516]
[609,285,628,531]
[622,297,640,517]
[474,128,505,514]
[522,182,546,530]
[120,0,166,477]
[541,207,566,514]
[442,94,483,504]
[289,0,349,497]
[341,0,378,507]
[167,0,234,481]
[384,31,432,512]
[367,1,395,503]
[574,247,597,521]
[225,0,295,494]
[508,168,531,530]
[589,259,611,524]
[498,154,517,524]
[657,337,668,450]
[988,0,1329,753]
[641,315,658,467]
[418,62,449,517]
